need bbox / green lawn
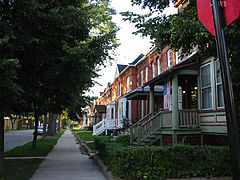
[5,129,65,157]
[0,159,43,180]
[1,129,65,180]
[75,131,95,141]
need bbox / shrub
[95,141,232,180]
[116,134,130,146]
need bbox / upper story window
[215,60,224,108]
[200,63,212,110]
[152,62,155,78]
[141,70,144,86]
[118,83,121,97]
[157,58,161,75]
[127,76,130,92]
[167,49,173,68]
[145,66,148,82]
[175,51,181,64]
[112,88,115,100]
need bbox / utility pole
[211,0,240,179]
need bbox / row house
[93,44,228,147]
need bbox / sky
[86,0,177,97]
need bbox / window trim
[152,62,155,78]
[157,58,161,75]
[215,60,224,109]
[167,49,173,68]
[127,76,130,92]
[145,66,148,82]
[141,70,144,86]
[200,62,213,110]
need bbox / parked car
[33,126,44,135]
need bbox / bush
[94,136,111,160]
[95,141,232,180]
[116,134,130,146]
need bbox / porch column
[149,85,155,115]
[172,74,179,144]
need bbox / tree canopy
[122,0,240,122]
[0,0,118,116]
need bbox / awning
[94,105,106,113]
[125,85,164,100]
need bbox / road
[4,130,36,152]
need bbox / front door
[178,75,198,109]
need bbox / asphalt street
[4,130,35,152]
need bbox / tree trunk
[42,113,47,140]
[32,113,39,150]
[53,114,57,135]
[0,114,5,172]
[47,113,54,136]
[57,115,61,132]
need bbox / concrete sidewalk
[30,129,106,180]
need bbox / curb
[73,133,121,180]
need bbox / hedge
[95,140,232,180]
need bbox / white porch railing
[93,118,121,136]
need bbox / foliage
[0,0,118,117]
[0,159,43,180]
[116,134,130,146]
[95,138,231,179]
[122,0,240,125]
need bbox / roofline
[143,50,198,87]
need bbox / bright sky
[86,0,177,97]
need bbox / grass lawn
[0,159,43,180]
[1,129,65,180]
[5,129,65,157]
[86,142,96,150]
[74,131,95,141]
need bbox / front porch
[130,60,201,146]
[130,109,201,146]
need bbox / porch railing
[131,109,200,145]
[93,118,120,136]
[132,113,152,142]
[179,109,199,128]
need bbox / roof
[94,105,106,113]
[129,54,144,65]
[117,64,128,73]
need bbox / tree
[0,59,21,172]
[121,0,240,125]
[0,0,118,151]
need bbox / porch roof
[144,51,199,87]
[125,85,164,100]
[94,105,106,113]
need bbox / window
[200,63,212,109]
[127,76,130,92]
[215,60,224,108]
[157,58,161,75]
[141,70,144,86]
[118,83,121,97]
[112,88,115,100]
[167,49,173,68]
[152,62,155,78]
[175,51,181,64]
[145,67,148,82]
[111,108,114,119]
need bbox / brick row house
[91,44,228,146]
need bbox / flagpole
[211,0,240,179]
